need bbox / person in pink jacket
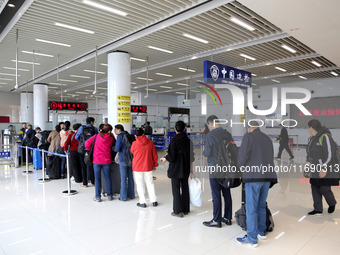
[85,124,115,202]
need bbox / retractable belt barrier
[16,145,77,196]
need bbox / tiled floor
[0,147,339,254]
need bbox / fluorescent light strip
[251,73,257,76]
[82,0,127,16]
[84,89,94,92]
[148,46,173,54]
[230,17,255,31]
[191,90,200,93]
[311,61,322,67]
[137,77,153,81]
[177,83,188,86]
[275,66,287,72]
[100,63,108,66]
[67,94,79,96]
[84,70,105,74]
[59,79,77,83]
[281,44,297,53]
[0,82,7,84]
[178,67,196,72]
[160,86,172,89]
[36,39,71,47]
[131,82,136,84]
[55,22,95,34]
[11,60,40,65]
[331,71,339,77]
[22,50,54,58]
[146,88,157,91]
[75,92,89,94]
[0,73,20,77]
[131,57,146,62]
[48,86,58,89]
[176,92,185,94]
[97,87,107,90]
[252,83,257,86]
[183,33,208,44]
[70,75,91,79]
[272,79,280,83]
[191,56,198,60]
[156,72,173,77]
[49,83,67,86]
[0,78,13,81]
[3,67,29,72]
[131,90,138,93]
[299,76,307,80]
[240,53,256,61]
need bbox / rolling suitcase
[33,149,42,169]
[101,163,121,196]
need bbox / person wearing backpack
[76,117,98,188]
[114,124,135,201]
[306,119,338,216]
[202,115,234,228]
[22,124,36,163]
[85,124,115,202]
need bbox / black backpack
[39,130,51,150]
[77,126,96,154]
[122,132,135,167]
[214,131,241,188]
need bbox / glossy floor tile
[0,147,339,254]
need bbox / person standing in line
[60,121,72,178]
[22,124,36,163]
[236,121,277,248]
[114,124,135,201]
[85,124,115,202]
[275,124,294,160]
[130,128,158,208]
[160,121,194,218]
[47,125,61,156]
[144,121,153,135]
[305,119,338,216]
[202,115,233,228]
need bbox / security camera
[311,90,314,94]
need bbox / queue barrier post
[62,153,77,196]
[23,146,33,174]
[39,149,50,183]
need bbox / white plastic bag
[189,178,203,207]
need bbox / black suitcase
[101,163,121,196]
[46,156,61,179]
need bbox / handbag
[84,135,97,166]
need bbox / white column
[33,84,48,130]
[20,92,33,124]
[108,52,131,132]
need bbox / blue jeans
[61,157,66,176]
[93,164,112,198]
[245,182,270,242]
[119,162,135,200]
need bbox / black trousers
[70,151,83,183]
[171,178,190,214]
[311,185,337,212]
[209,177,232,222]
[79,153,95,185]
[278,142,294,158]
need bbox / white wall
[0,92,20,123]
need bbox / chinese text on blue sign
[0,152,10,158]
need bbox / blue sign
[0,151,10,158]
[203,60,252,89]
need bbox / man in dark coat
[276,124,294,160]
[161,121,194,217]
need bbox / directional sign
[117,118,131,123]
[117,95,130,101]
[117,101,130,106]
[0,151,10,158]
[117,107,130,112]
[117,112,131,117]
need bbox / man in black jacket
[276,124,294,160]
[236,121,277,248]
[161,121,194,217]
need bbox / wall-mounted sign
[131,105,147,113]
[49,101,88,111]
[203,60,252,89]
[117,95,130,101]
[118,118,131,123]
[0,151,10,158]
[117,107,130,112]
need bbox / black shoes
[137,203,147,208]
[153,202,158,207]
[328,204,336,214]
[289,156,295,160]
[222,218,232,225]
[203,220,222,228]
[308,210,322,216]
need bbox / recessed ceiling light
[176,92,185,94]
[55,22,95,34]
[70,75,91,79]
[251,73,257,76]
[183,33,208,44]
[11,60,40,65]
[137,77,153,81]
[230,17,255,31]
[36,39,71,47]
[0,77,13,81]
[156,72,173,77]
[275,66,287,72]
[22,51,54,57]
[177,83,188,86]
[281,44,297,53]
[160,86,173,89]
[272,79,280,83]
[3,67,29,72]
[75,92,89,94]
[299,76,307,80]
[49,83,67,86]
[330,71,339,76]
[178,67,196,72]
[84,70,105,74]
[146,88,157,91]
[148,46,173,54]
[311,61,322,67]
[130,57,146,62]
[100,63,108,66]
[240,53,256,61]
[82,0,127,16]
[8,3,15,7]
[0,73,20,77]
[59,79,77,83]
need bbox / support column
[20,92,33,124]
[33,84,48,130]
[108,51,131,132]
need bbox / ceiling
[0,0,339,102]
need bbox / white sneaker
[257,234,267,240]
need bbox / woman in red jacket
[130,128,158,208]
[64,123,82,183]
[85,124,115,202]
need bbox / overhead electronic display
[131,105,147,113]
[49,101,88,111]
[169,107,190,115]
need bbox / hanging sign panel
[49,101,88,111]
